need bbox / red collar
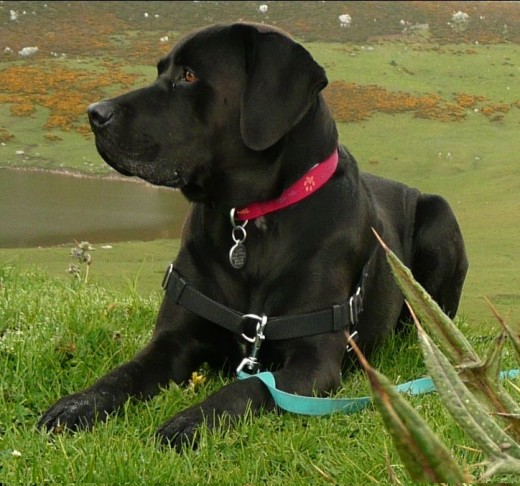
[235,150,339,221]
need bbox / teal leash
[237,369,520,416]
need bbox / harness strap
[238,369,520,416]
[162,265,367,341]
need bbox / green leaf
[417,324,520,462]
[482,331,506,381]
[372,228,478,365]
[374,229,520,440]
[351,341,471,483]
[480,457,520,481]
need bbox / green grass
[0,104,110,175]
[311,42,520,103]
[338,110,520,328]
[2,264,506,484]
[0,239,180,297]
[1,18,520,483]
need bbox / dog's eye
[183,69,197,83]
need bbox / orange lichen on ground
[455,94,488,109]
[0,128,14,143]
[323,81,516,124]
[44,134,63,142]
[0,64,140,137]
[324,82,466,122]
[480,103,511,122]
[1,5,125,59]
[10,103,36,117]
[1,1,519,139]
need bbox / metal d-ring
[241,313,267,343]
[232,226,247,244]
[230,208,249,230]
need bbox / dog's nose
[87,102,114,129]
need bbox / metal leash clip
[236,314,268,374]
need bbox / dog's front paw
[38,391,116,433]
[156,408,208,451]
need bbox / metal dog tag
[229,208,248,270]
[229,242,247,269]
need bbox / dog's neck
[234,149,338,221]
[234,95,339,221]
[279,95,338,186]
[200,95,339,212]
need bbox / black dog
[38,23,468,449]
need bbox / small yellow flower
[12,450,22,458]
[191,371,206,386]
[187,371,206,391]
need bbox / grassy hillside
[1,2,519,483]
[313,40,520,327]
[2,39,518,324]
[4,264,511,484]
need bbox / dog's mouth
[111,162,186,189]
[161,169,187,188]
[94,137,187,189]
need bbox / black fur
[38,23,468,449]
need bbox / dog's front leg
[156,375,275,450]
[157,336,344,450]
[38,318,202,433]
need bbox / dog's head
[88,23,329,206]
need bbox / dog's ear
[239,27,328,151]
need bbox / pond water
[0,168,189,248]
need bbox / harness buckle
[162,263,174,290]
[346,285,362,353]
[237,313,268,374]
[241,313,267,342]
[348,285,363,324]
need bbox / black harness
[162,261,368,372]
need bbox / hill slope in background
[0,1,518,324]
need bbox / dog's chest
[253,217,268,232]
